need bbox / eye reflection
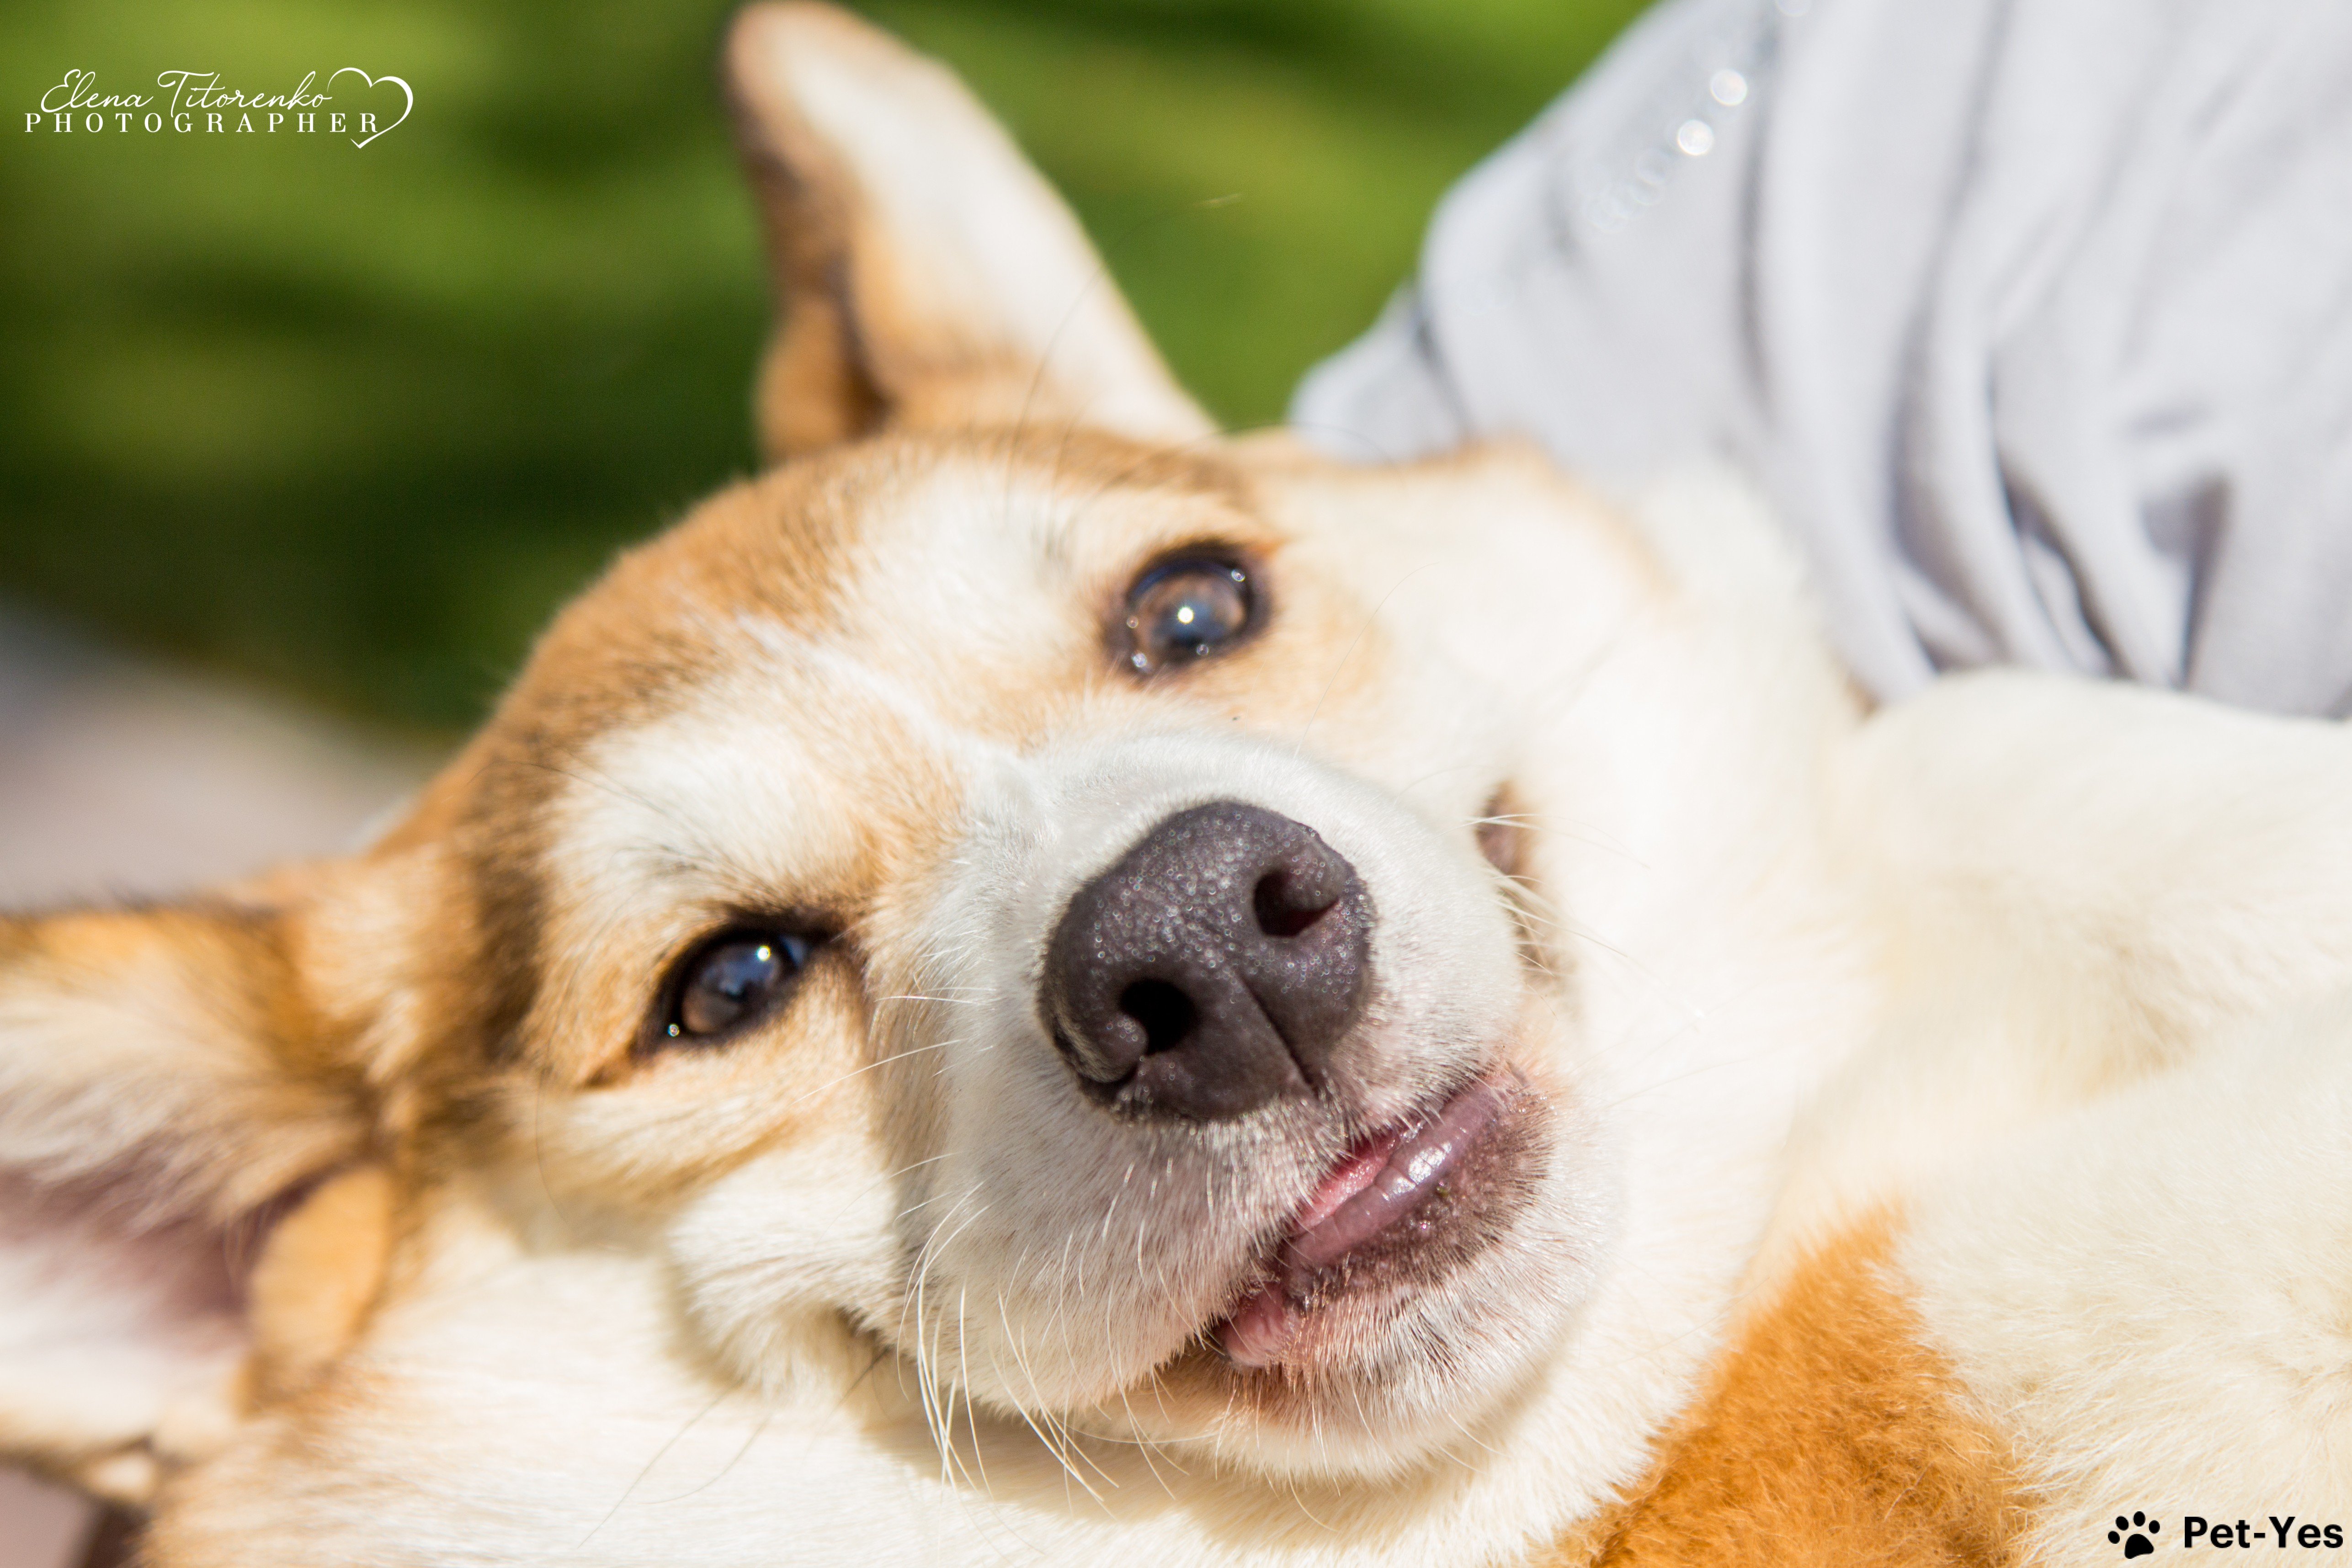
[655,930,815,1048]
[1123,557,1255,674]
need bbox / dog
[7,7,2352,1564]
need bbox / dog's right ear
[724,2,1214,461]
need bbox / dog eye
[1123,556,1255,675]
[655,930,815,1047]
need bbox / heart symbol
[328,67,412,148]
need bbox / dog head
[0,7,1863,1558]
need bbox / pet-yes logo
[2108,1512,2348,1555]
[25,68,411,148]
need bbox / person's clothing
[1293,0,2352,714]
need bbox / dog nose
[1043,801,1373,1121]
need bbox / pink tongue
[1216,1129,1399,1369]
[1219,1282,1293,1367]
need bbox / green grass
[0,0,1645,734]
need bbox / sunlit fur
[7,9,2352,1566]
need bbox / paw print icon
[2110,1513,2161,1558]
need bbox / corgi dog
[6,8,2352,1565]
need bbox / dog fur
[6,8,2352,1564]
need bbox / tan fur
[727,2,1211,459]
[0,901,367,1220]
[1578,1219,2019,1568]
[244,1165,394,1403]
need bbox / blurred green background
[1,0,1645,738]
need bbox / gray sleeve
[1292,0,2352,716]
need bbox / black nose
[1042,801,1373,1121]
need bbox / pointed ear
[724,1,1215,460]
[0,874,395,1505]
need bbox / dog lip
[1279,1074,1516,1275]
[1216,1071,1520,1368]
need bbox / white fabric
[1293,0,2352,713]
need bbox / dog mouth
[1215,1069,1531,1369]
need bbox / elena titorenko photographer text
[26,68,410,147]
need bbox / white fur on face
[485,454,1874,1519]
[513,457,1669,1482]
[884,730,1606,1475]
[562,684,1611,1478]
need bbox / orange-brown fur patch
[726,1,891,461]
[245,1165,396,1403]
[1,902,370,1221]
[727,3,1208,461]
[1554,1219,2019,1568]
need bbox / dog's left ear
[724,2,1215,461]
[0,868,404,1504]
